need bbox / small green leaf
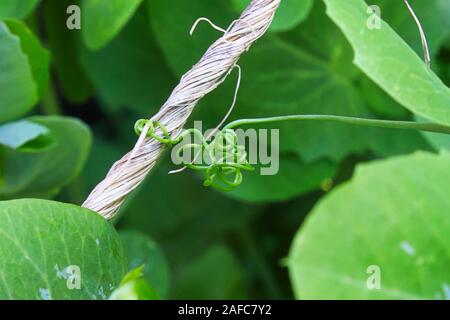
[119,265,146,284]
[0,0,40,19]
[233,0,313,32]
[0,199,127,300]
[288,151,450,299]
[4,19,50,99]
[323,0,450,126]
[82,0,143,50]
[0,120,50,151]
[119,230,170,298]
[109,266,160,300]
[0,21,37,122]
[0,116,92,199]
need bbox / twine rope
[82,0,281,219]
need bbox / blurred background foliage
[0,0,449,299]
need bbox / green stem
[224,115,450,135]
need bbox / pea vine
[134,119,254,191]
[135,115,450,191]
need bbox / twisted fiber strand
[82,0,281,219]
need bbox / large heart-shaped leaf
[0,199,127,300]
[288,151,450,299]
[233,34,372,162]
[82,0,143,50]
[0,116,92,199]
[323,0,450,126]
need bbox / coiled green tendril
[134,119,254,191]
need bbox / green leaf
[109,266,160,300]
[368,127,433,157]
[0,120,50,151]
[323,0,450,126]
[82,0,143,50]
[0,0,40,19]
[0,21,37,122]
[0,116,92,199]
[172,245,246,299]
[0,199,127,300]
[369,0,450,59]
[44,0,92,104]
[80,8,175,113]
[4,19,50,99]
[119,230,170,298]
[227,154,337,203]
[288,151,450,299]
[233,0,313,32]
[119,265,145,284]
[359,76,409,118]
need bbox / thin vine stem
[224,115,450,135]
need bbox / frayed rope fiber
[82,0,281,219]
